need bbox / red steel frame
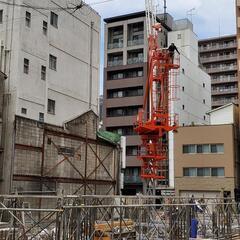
[134,23,179,183]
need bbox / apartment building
[174,103,239,198]
[199,35,238,109]
[0,0,100,193]
[236,0,240,113]
[103,12,211,194]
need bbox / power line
[0,0,75,10]
[0,0,113,11]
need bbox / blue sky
[85,0,236,94]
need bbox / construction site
[0,0,240,239]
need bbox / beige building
[174,123,239,198]
[175,103,239,198]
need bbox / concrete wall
[209,104,238,125]
[174,125,236,197]
[0,0,100,126]
[12,112,119,196]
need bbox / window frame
[43,20,48,35]
[23,58,29,74]
[47,99,56,115]
[0,10,3,24]
[25,11,31,27]
[41,65,46,80]
[39,112,44,122]
[49,54,57,71]
[21,108,27,115]
[50,11,58,28]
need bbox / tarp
[97,130,121,145]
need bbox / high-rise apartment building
[199,35,238,109]
[0,0,100,193]
[103,12,211,194]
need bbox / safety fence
[0,195,239,239]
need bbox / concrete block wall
[11,113,119,197]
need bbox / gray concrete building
[199,35,238,109]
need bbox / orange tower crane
[134,0,180,194]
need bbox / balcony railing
[199,42,237,52]
[204,65,237,74]
[212,76,237,84]
[128,38,144,46]
[212,98,237,106]
[127,57,144,65]
[212,87,238,95]
[201,54,237,63]
[108,41,123,49]
[108,60,123,67]
[124,175,142,184]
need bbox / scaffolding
[0,194,239,239]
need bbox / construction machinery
[134,0,180,194]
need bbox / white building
[0,0,100,193]
[168,19,211,188]
[0,0,100,125]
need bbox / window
[182,105,185,110]
[177,34,181,39]
[39,112,44,122]
[126,146,138,156]
[48,99,55,114]
[50,12,58,28]
[25,11,31,27]
[211,144,224,153]
[49,54,57,71]
[203,99,206,104]
[182,86,185,92]
[23,58,29,74]
[43,21,48,35]
[41,65,46,80]
[182,68,185,74]
[0,10,3,24]
[183,145,196,154]
[203,83,206,88]
[197,168,210,177]
[211,168,224,177]
[184,167,224,177]
[107,106,141,117]
[183,168,197,177]
[21,108,27,114]
[183,144,224,154]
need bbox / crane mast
[134,0,180,194]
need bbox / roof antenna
[163,0,167,23]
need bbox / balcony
[108,41,123,50]
[212,76,238,84]
[127,57,144,65]
[212,88,238,95]
[107,60,123,67]
[199,42,237,52]
[124,175,142,184]
[212,98,238,107]
[204,65,237,74]
[128,37,144,47]
[201,54,237,63]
